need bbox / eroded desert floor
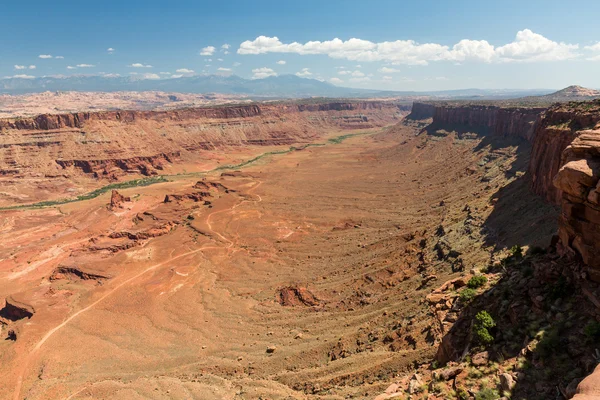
[0,121,557,399]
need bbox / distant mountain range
[0,74,560,99]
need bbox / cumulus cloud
[382,76,393,81]
[38,54,53,59]
[76,64,95,68]
[329,77,343,84]
[217,58,224,62]
[159,72,171,75]
[276,60,286,65]
[221,44,230,49]
[251,67,277,79]
[295,68,312,77]
[67,66,76,69]
[233,62,241,67]
[171,74,183,79]
[129,63,153,68]
[175,68,194,74]
[237,30,580,65]
[55,56,64,59]
[379,66,400,73]
[14,65,34,70]
[218,67,232,71]
[200,46,216,56]
[107,47,115,54]
[349,76,370,83]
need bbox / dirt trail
[13,181,263,400]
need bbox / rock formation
[109,190,131,209]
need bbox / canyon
[0,96,600,400]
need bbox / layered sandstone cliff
[430,103,545,141]
[0,100,403,180]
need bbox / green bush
[468,275,488,289]
[475,387,500,400]
[460,288,478,302]
[474,311,496,345]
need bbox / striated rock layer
[0,100,404,180]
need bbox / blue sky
[2,0,600,91]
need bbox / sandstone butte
[1,98,600,399]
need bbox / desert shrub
[468,275,488,289]
[475,387,500,400]
[474,311,496,345]
[460,288,478,302]
[584,321,600,341]
[510,245,523,259]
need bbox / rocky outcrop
[56,152,179,178]
[0,296,34,321]
[529,104,600,204]
[109,190,130,209]
[553,131,600,280]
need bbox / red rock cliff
[431,104,545,142]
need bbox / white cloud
[351,70,365,77]
[55,56,64,59]
[251,67,277,79]
[129,63,153,68]
[101,73,121,77]
[38,54,53,59]
[29,65,36,69]
[76,64,95,68]
[223,51,230,55]
[221,44,230,50]
[338,70,350,75]
[175,68,194,73]
[9,74,36,79]
[200,46,216,56]
[107,47,115,53]
[276,60,286,65]
[237,30,580,65]
[379,66,400,73]
[585,42,600,60]
[159,72,171,75]
[171,74,183,78]
[217,58,223,62]
[14,65,26,70]
[218,67,232,71]
[233,62,241,67]
[355,64,362,68]
[295,68,312,77]
[329,77,343,84]
[67,66,76,69]
[382,76,393,81]
[131,73,160,80]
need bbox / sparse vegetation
[467,275,488,289]
[475,387,500,400]
[460,288,478,302]
[473,311,496,345]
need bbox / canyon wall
[406,102,435,120]
[0,100,403,180]
[413,100,600,281]
[430,103,545,142]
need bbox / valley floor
[0,121,558,399]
